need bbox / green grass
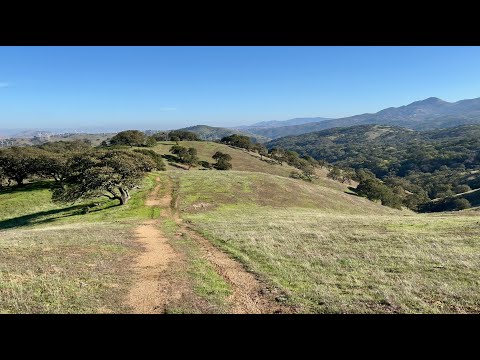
[0,174,160,230]
[0,170,234,314]
[185,207,480,313]
[175,170,480,313]
[160,217,232,313]
[0,222,139,313]
[2,142,479,314]
[172,170,401,215]
[152,141,352,192]
[0,173,161,313]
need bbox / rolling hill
[178,125,270,143]
[266,123,480,174]
[267,124,480,209]
[245,96,480,139]
[2,140,480,313]
[0,132,114,147]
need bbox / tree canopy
[169,145,199,169]
[110,130,147,147]
[165,130,201,142]
[133,149,166,171]
[0,147,44,185]
[212,151,232,170]
[52,150,156,205]
[268,124,480,212]
[221,134,253,150]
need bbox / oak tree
[52,150,155,206]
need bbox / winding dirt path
[127,177,186,313]
[127,175,294,314]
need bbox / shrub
[454,184,471,194]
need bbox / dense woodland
[267,124,480,211]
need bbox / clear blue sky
[1,46,480,130]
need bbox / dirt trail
[183,226,293,314]
[128,175,294,314]
[127,177,186,313]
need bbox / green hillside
[0,174,160,313]
[151,141,350,192]
[172,171,398,215]
[268,124,480,210]
[2,139,480,314]
[170,169,479,313]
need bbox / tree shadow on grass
[0,202,116,230]
[161,154,179,163]
[168,162,189,170]
[0,181,53,195]
[345,186,363,197]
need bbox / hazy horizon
[2,46,480,131]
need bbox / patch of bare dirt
[183,202,216,212]
[126,220,180,313]
[127,177,188,314]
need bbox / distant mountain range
[242,97,480,139]
[5,96,480,142]
[237,117,333,130]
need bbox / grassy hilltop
[1,141,479,313]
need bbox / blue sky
[1,46,480,130]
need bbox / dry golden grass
[154,141,297,175]
[0,223,139,313]
[171,170,400,215]
[152,141,353,192]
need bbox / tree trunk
[118,187,130,205]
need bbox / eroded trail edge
[128,175,294,314]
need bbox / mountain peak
[408,97,448,106]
